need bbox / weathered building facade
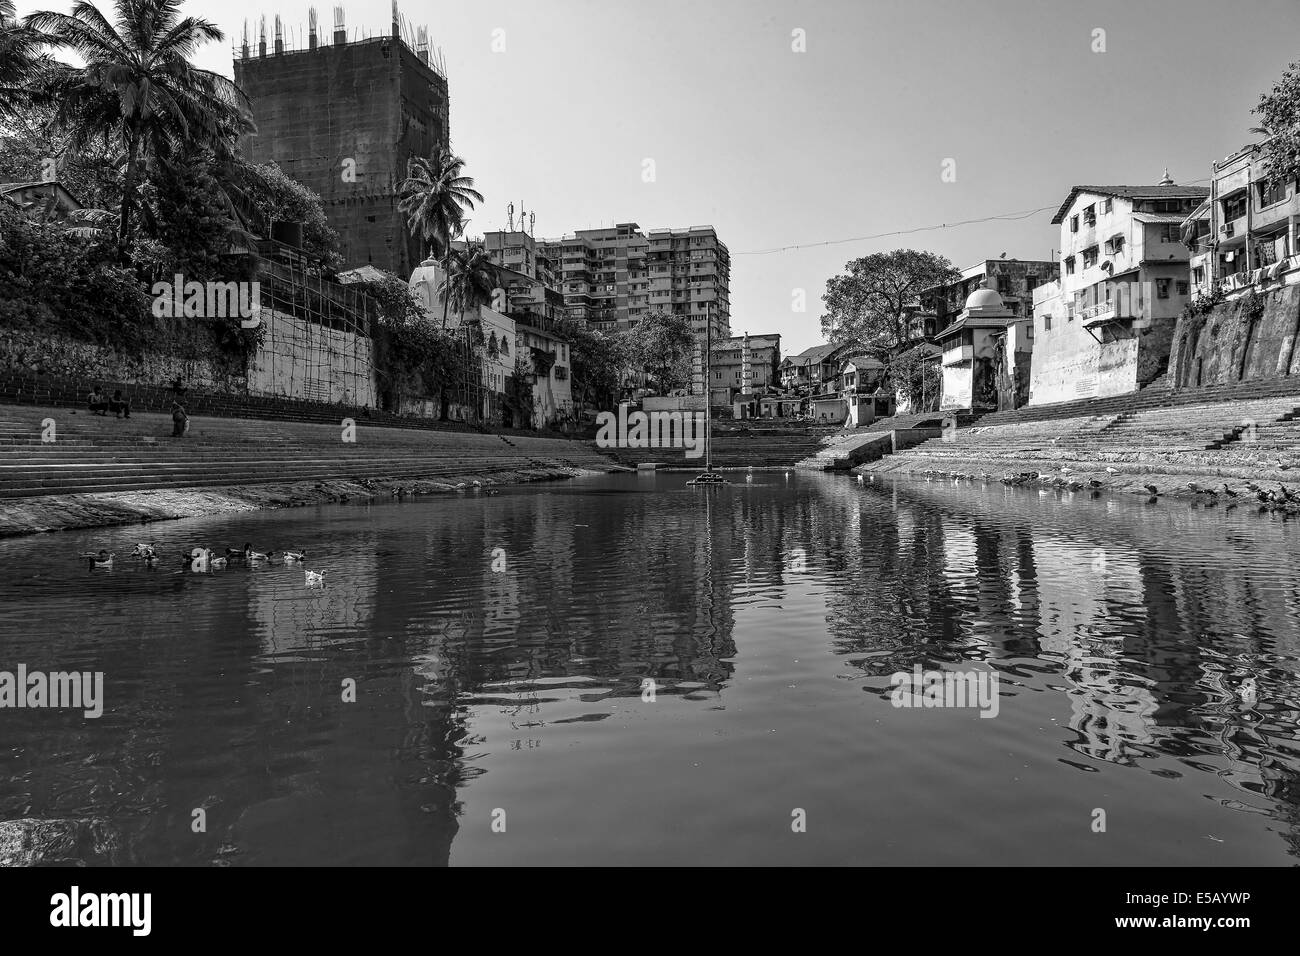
[921,259,1057,327]
[1175,143,1300,387]
[1029,179,1207,405]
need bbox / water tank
[271,221,304,248]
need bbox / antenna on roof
[308,6,318,49]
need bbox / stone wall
[0,327,242,392]
[2,310,379,407]
[1170,285,1300,388]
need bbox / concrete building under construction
[233,6,449,277]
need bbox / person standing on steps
[171,400,189,438]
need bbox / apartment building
[711,333,781,396]
[710,333,781,415]
[538,223,730,342]
[1177,142,1300,388]
[1029,177,1208,405]
[920,258,1058,328]
[478,230,564,322]
[1184,142,1300,297]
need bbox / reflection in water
[1,473,1299,865]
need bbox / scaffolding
[252,250,378,407]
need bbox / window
[1065,255,1075,275]
[1104,235,1125,255]
[1070,215,1079,233]
[1159,224,1180,243]
[1156,278,1171,299]
[1082,246,1099,268]
[1152,199,1183,214]
[1102,199,1113,214]
[1042,314,1052,331]
[1176,280,1189,296]
[1193,266,1205,284]
[997,274,1011,293]
[1258,177,1288,208]
[1083,204,1096,226]
[1026,274,1038,290]
[1223,192,1248,221]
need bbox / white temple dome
[963,287,1005,312]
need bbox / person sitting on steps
[171,400,189,437]
[108,389,131,419]
[87,386,109,416]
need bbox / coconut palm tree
[0,0,47,120]
[439,240,500,326]
[27,0,253,256]
[398,148,483,262]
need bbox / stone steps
[0,402,618,499]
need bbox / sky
[17,0,1300,353]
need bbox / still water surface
[2,472,1300,865]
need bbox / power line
[734,176,1214,257]
[736,205,1056,256]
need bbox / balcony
[941,344,973,366]
[1078,301,1120,325]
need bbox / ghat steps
[0,406,619,499]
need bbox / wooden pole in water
[704,299,712,472]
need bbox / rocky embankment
[859,461,1300,511]
[0,465,601,538]
[0,817,122,866]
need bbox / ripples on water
[1,472,1299,865]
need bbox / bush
[0,202,153,351]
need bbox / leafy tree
[887,344,942,412]
[237,161,340,267]
[0,200,152,350]
[146,154,249,280]
[503,356,535,429]
[357,270,469,419]
[617,310,694,394]
[0,103,123,213]
[1254,61,1300,190]
[821,249,959,357]
[28,0,253,256]
[560,320,623,413]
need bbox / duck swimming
[280,550,306,564]
[130,543,157,560]
[83,550,114,569]
[228,542,269,562]
[189,547,227,570]
[304,569,326,587]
